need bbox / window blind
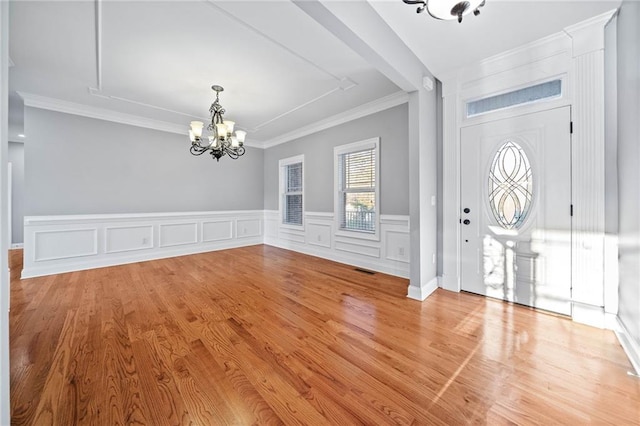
[283,162,303,226]
[339,148,376,232]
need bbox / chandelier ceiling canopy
[189,85,246,162]
[403,0,486,23]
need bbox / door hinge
[570,204,574,216]
[570,121,574,134]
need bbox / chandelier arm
[190,144,209,156]
[402,0,426,4]
[229,146,246,160]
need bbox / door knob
[463,208,471,214]
[463,219,471,225]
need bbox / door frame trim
[439,10,617,326]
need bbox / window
[279,155,304,228]
[334,138,379,240]
[466,79,562,117]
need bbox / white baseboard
[571,302,619,329]
[407,277,438,301]
[615,317,640,376]
[22,238,262,279]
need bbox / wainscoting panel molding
[34,228,98,262]
[23,210,408,279]
[202,220,234,242]
[159,223,198,248]
[22,211,264,278]
[237,218,262,238]
[264,210,409,278]
[105,225,153,254]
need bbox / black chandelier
[402,0,486,23]
[189,85,246,162]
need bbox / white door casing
[460,107,572,315]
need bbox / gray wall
[616,1,640,348]
[263,104,409,215]
[8,141,23,244]
[24,107,264,215]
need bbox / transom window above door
[466,79,562,118]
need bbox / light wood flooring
[9,245,640,425]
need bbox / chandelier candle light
[403,0,486,23]
[189,85,246,162]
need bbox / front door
[460,107,572,315]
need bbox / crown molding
[440,31,571,96]
[261,90,409,148]
[19,92,186,135]
[16,92,262,148]
[563,8,618,57]
[563,8,617,36]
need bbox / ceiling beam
[293,0,432,92]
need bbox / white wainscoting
[22,211,264,278]
[264,210,410,278]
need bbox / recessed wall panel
[202,220,233,242]
[34,228,98,261]
[307,223,331,248]
[385,231,410,263]
[237,219,261,238]
[105,225,153,253]
[159,223,198,247]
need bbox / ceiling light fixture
[189,85,246,162]
[403,0,486,23]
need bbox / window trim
[334,138,380,241]
[279,154,305,230]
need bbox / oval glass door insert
[488,141,533,229]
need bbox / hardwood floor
[9,245,640,425]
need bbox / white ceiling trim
[261,90,409,149]
[252,77,359,131]
[81,0,362,139]
[439,8,618,91]
[18,92,264,147]
[251,86,341,131]
[93,0,102,91]
[87,0,205,121]
[19,91,186,135]
[205,1,342,82]
[88,88,205,120]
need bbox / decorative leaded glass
[488,141,533,230]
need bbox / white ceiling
[8,0,622,146]
[370,0,621,76]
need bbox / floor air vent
[354,268,375,275]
